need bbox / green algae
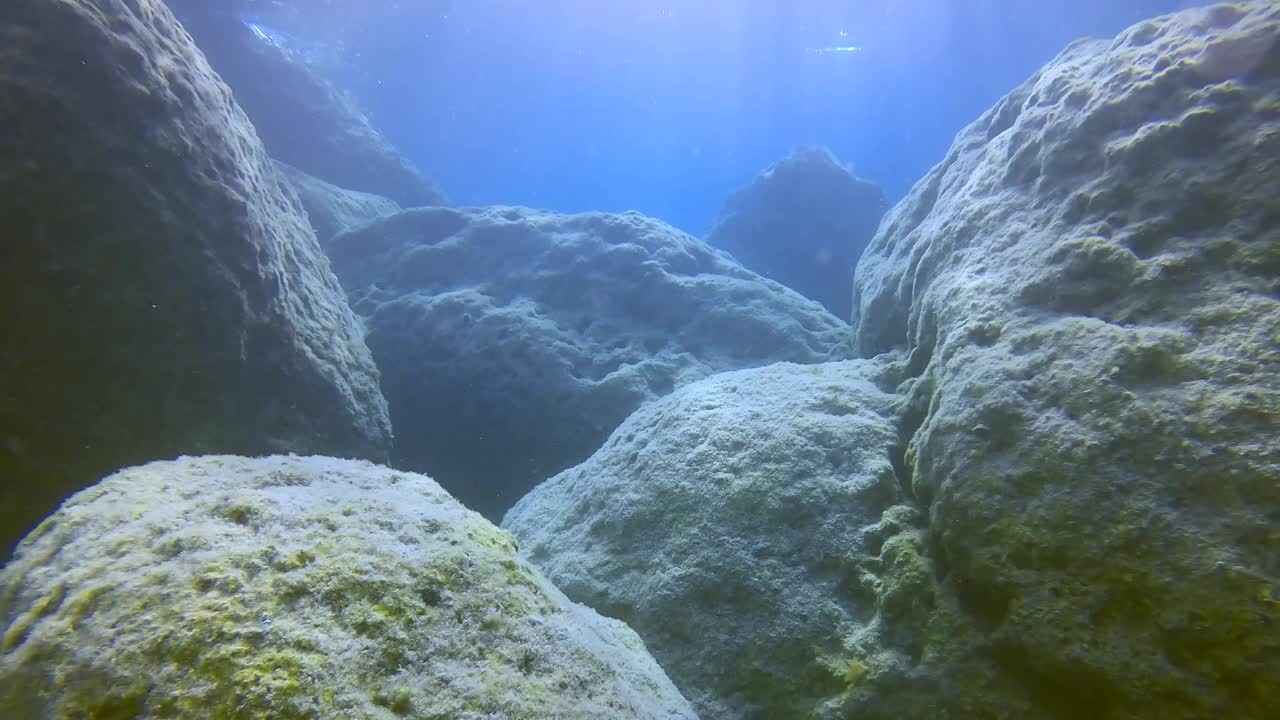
[373,685,415,714]
[217,495,271,527]
[844,657,869,686]
[465,521,520,554]
[2,458,689,720]
[1,580,65,652]
[877,532,936,631]
[256,468,312,488]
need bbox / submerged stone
[328,205,852,521]
[504,358,907,719]
[707,147,888,321]
[0,455,698,720]
[848,2,1280,717]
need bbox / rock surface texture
[707,147,888,322]
[0,455,699,719]
[0,0,392,553]
[850,2,1280,717]
[165,0,446,207]
[504,359,907,719]
[275,161,403,245]
[328,206,852,520]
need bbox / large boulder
[503,359,907,719]
[328,206,851,520]
[706,147,888,321]
[275,160,402,245]
[0,0,392,553]
[848,2,1279,717]
[0,455,698,719]
[164,0,446,207]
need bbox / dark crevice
[902,341,931,380]
[904,306,940,379]
[983,641,1122,720]
[883,333,1017,633]
[887,382,929,505]
[888,309,938,505]
[949,571,1015,631]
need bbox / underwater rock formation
[706,147,888,321]
[0,0,392,553]
[0,455,698,719]
[848,2,1280,717]
[506,3,1280,719]
[275,161,403,245]
[503,359,906,720]
[164,0,446,207]
[327,206,851,521]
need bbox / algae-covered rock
[706,147,888,321]
[848,3,1280,718]
[0,456,698,720]
[0,0,391,554]
[329,206,851,521]
[504,358,905,719]
[275,160,403,245]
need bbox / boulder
[848,3,1280,717]
[164,0,446,207]
[0,0,392,553]
[0,455,698,719]
[503,359,907,719]
[328,206,851,520]
[275,161,402,245]
[706,147,888,321]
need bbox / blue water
[249,0,1214,234]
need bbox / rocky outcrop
[164,0,446,207]
[0,0,392,553]
[848,3,1280,717]
[275,161,402,245]
[707,147,888,321]
[504,359,906,719]
[0,455,699,719]
[328,206,851,520]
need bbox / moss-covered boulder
[0,456,698,719]
[849,2,1280,717]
